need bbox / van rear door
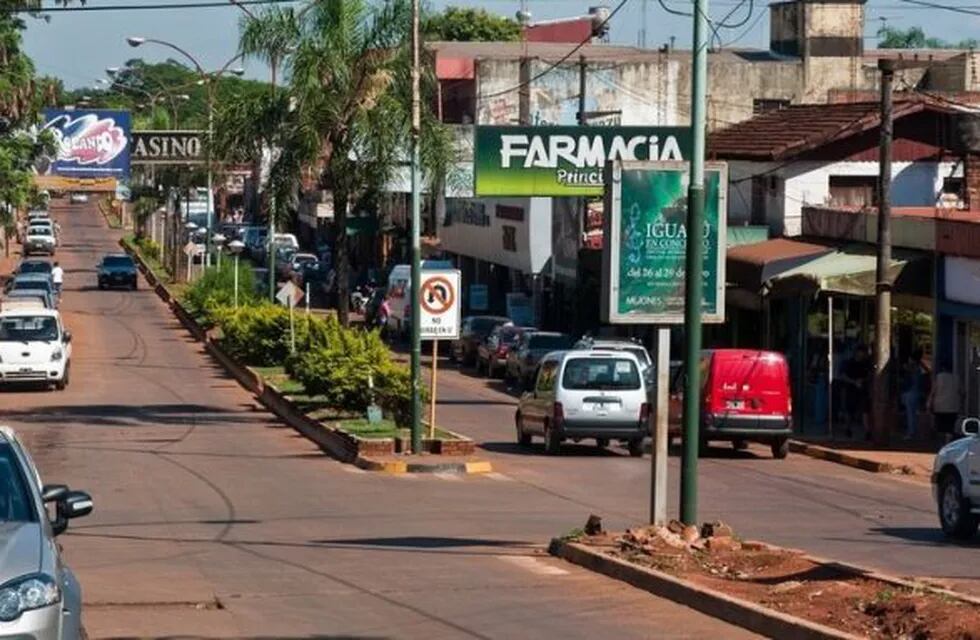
[708,351,790,418]
[560,355,644,428]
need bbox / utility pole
[680,0,710,525]
[640,0,648,48]
[409,0,423,454]
[578,56,587,125]
[873,59,895,446]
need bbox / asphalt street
[0,202,762,638]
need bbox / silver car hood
[0,522,42,584]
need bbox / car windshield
[11,280,52,293]
[19,262,52,274]
[103,257,134,268]
[529,334,574,350]
[498,328,523,345]
[562,357,642,391]
[0,444,36,523]
[0,315,59,342]
[28,227,52,236]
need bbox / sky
[22,0,980,90]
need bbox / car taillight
[497,345,509,356]
[639,402,651,424]
[553,402,564,428]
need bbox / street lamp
[228,239,245,308]
[212,233,227,269]
[126,36,245,268]
[184,221,198,282]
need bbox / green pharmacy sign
[602,161,727,324]
[474,126,691,196]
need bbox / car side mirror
[64,491,94,519]
[63,331,72,344]
[48,488,92,536]
[961,417,980,437]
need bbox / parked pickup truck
[933,417,980,539]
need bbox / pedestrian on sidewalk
[929,359,961,445]
[900,349,929,440]
[51,261,64,299]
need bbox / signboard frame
[474,126,691,197]
[41,109,131,179]
[419,269,461,340]
[601,160,727,325]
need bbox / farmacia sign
[474,126,690,196]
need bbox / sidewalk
[790,436,938,481]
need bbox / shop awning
[767,245,924,297]
[727,238,833,291]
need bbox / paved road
[429,354,980,595]
[0,201,759,638]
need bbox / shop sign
[41,109,131,179]
[945,256,980,306]
[602,161,727,324]
[131,130,204,164]
[474,126,690,196]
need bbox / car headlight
[0,574,61,622]
[51,349,63,362]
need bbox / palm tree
[216,0,454,325]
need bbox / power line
[477,0,631,102]
[3,0,298,13]
[895,0,980,15]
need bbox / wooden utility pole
[873,58,894,446]
[578,56,587,125]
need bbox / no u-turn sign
[419,270,461,340]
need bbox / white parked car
[23,226,56,256]
[69,192,89,204]
[932,417,980,538]
[0,309,72,390]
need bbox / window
[829,176,878,207]
[536,359,559,392]
[502,225,517,252]
[942,177,964,196]
[753,99,790,115]
[561,357,641,391]
[0,443,38,523]
[528,334,574,351]
[440,79,475,124]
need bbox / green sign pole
[409,0,423,454]
[681,0,710,526]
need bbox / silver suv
[515,350,650,456]
[0,426,92,639]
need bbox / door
[524,359,558,434]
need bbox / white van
[385,260,452,337]
[0,309,72,389]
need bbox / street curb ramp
[120,238,491,475]
[788,440,898,474]
[549,539,862,640]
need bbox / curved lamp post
[128,36,244,268]
[228,239,246,308]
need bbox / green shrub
[182,260,257,327]
[216,304,293,366]
[135,237,161,262]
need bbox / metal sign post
[276,281,304,355]
[418,270,461,443]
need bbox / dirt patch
[576,520,980,640]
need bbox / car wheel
[132,280,138,290]
[771,438,789,459]
[732,439,748,451]
[595,438,609,449]
[938,470,979,539]
[55,367,69,391]
[98,282,106,290]
[544,422,561,455]
[516,414,531,447]
[628,438,644,457]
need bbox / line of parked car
[448,315,794,459]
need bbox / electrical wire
[477,0,631,102]
[895,0,980,16]
[2,0,298,12]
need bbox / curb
[550,539,862,640]
[788,440,901,474]
[121,241,492,476]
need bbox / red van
[669,349,793,459]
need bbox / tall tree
[215,0,454,325]
[425,6,521,42]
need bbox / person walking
[51,261,64,299]
[840,344,872,439]
[901,349,928,440]
[929,360,961,445]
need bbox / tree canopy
[877,25,978,50]
[424,6,521,42]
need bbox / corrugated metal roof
[708,99,961,161]
[727,238,832,290]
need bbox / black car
[505,330,576,390]
[97,255,138,290]
[451,315,511,366]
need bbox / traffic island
[788,440,933,481]
[550,518,980,640]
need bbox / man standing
[51,261,64,299]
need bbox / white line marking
[496,555,570,576]
[433,472,463,481]
[342,466,367,474]
[485,472,513,482]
